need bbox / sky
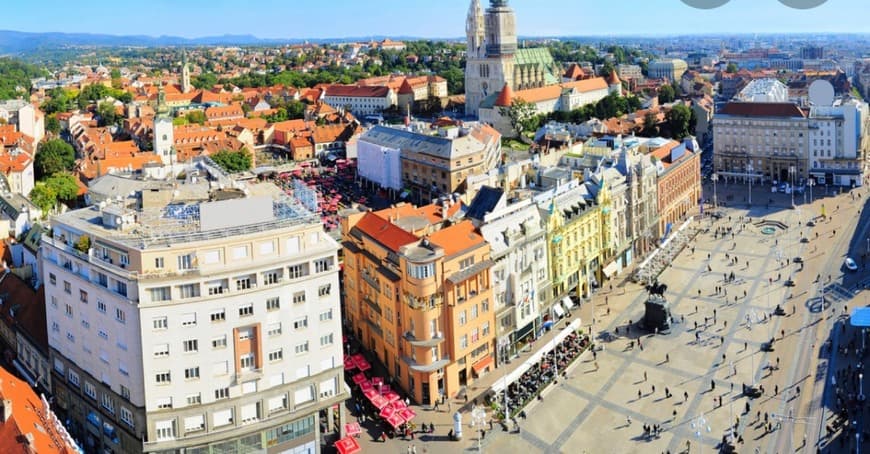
[5,0,869,39]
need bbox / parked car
[845,257,858,271]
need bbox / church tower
[465,0,517,117]
[181,50,191,94]
[153,85,175,165]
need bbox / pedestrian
[594,361,599,371]
[673,409,677,419]
[652,385,656,394]
[774,385,779,395]
[711,380,716,391]
[724,321,727,328]
[381,431,388,442]
[744,342,747,351]
[433,400,439,412]
[666,353,670,363]
[644,371,648,381]
[684,391,689,402]
[731,382,734,393]
[627,416,632,426]
[638,389,642,399]
[665,387,670,398]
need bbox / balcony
[402,354,451,373]
[43,236,138,281]
[363,296,382,315]
[360,272,381,293]
[403,331,445,347]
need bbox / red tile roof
[325,85,391,98]
[353,212,418,252]
[495,83,513,107]
[428,220,484,256]
[0,365,79,454]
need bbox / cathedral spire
[466,0,485,59]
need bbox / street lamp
[711,173,718,208]
[691,413,711,454]
[808,179,815,203]
[861,372,866,402]
[789,166,796,208]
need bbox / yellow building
[342,202,496,405]
[538,179,611,306]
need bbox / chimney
[442,201,449,219]
[0,399,11,422]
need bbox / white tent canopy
[491,318,581,394]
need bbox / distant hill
[0,30,461,55]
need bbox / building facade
[648,59,688,82]
[342,202,496,406]
[43,165,347,454]
[647,139,702,238]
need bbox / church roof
[607,70,621,85]
[494,83,513,107]
[564,63,586,80]
[515,48,559,85]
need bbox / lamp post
[712,173,718,208]
[808,179,815,203]
[691,413,711,454]
[746,165,753,207]
[860,372,866,402]
[789,166,796,208]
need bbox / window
[180,313,197,327]
[293,317,308,330]
[64,304,73,317]
[318,284,331,297]
[155,372,171,384]
[84,381,97,399]
[152,317,168,330]
[295,342,309,354]
[471,328,480,343]
[98,330,108,340]
[155,420,176,441]
[120,385,130,401]
[184,367,200,379]
[459,310,467,326]
[116,281,127,297]
[67,370,80,386]
[79,290,88,303]
[267,323,282,336]
[459,256,475,269]
[460,335,468,349]
[119,254,129,266]
[320,333,334,346]
[177,254,194,270]
[407,263,435,279]
[186,394,201,405]
[238,328,252,341]
[212,335,227,348]
[149,287,171,302]
[239,304,254,317]
[266,297,280,311]
[210,309,226,322]
[240,354,255,369]
[264,269,282,285]
[154,257,164,269]
[268,349,283,362]
[183,339,198,353]
[96,273,107,288]
[319,309,333,322]
[178,284,200,299]
[50,296,57,308]
[63,281,71,294]
[288,263,308,279]
[268,395,288,413]
[213,408,233,427]
[482,299,490,313]
[115,308,126,324]
[153,344,169,357]
[471,304,479,320]
[120,407,134,428]
[101,394,115,414]
[215,387,230,400]
[51,322,59,332]
[293,291,306,304]
[314,257,334,273]
[235,276,252,290]
[97,301,106,313]
[184,415,205,433]
[49,273,56,285]
[482,321,491,337]
[232,246,248,260]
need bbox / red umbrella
[379,384,391,394]
[379,404,396,419]
[334,436,361,454]
[344,358,356,371]
[345,422,362,437]
[356,360,371,372]
[386,413,406,429]
[391,400,407,410]
[383,390,401,403]
[370,394,390,410]
[371,377,384,387]
[352,373,367,385]
[363,389,378,400]
[399,408,417,422]
[359,381,373,392]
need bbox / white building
[808,98,869,187]
[0,100,44,143]
[648,59,688,81]
[323,85,396,116]
[43,160,348,453]
[735,78,789,103]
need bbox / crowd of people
[491,330,590,419]
[824,322,869,449]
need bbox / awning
[553,303,566,318]
[335,436,361,454]
[851,307,870,327]
[12,359,37,387]
[562,296,575,310]
[472,355,494,374]
[603,261,620,278]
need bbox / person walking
[644,371,648,382]
[684,391,689,402]
[627,415,632,426]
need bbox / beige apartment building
[44,161,347,454]
[342,201,496,405]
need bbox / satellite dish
[808,80,835,107]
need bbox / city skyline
[5,0,868,41]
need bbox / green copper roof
[515,47,559,85]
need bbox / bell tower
[181,50,191,94]
[484,0,517,58]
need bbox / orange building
[647,139,702,236]
[342,201,496,405]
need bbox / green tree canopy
[192,73,218,90]
[726,62,738,74]
[45,114,61,135]
[96,101,119,127]
[666,104,693,140]
[35,139,75,179]
[28,183,56,216]
[641,111,659,137]
[45,173,79,200]
[0,58,47,100]
[658,84,676,104]
[210,149,253,173]
[499,99,538,138]
[185,111,207,124]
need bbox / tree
[666,104,693,140]
[210,149,253,173]
[641,111,659,137]
[499,99,537,137]
[45,173,80,201]
[110,68,121,80]
[45,114,61,135]
[172,116,189,126]
[35,139,75,179]
[96,101,119,127]
[185,111,207,124]
[658,84,676,104]
[29,183,56,216]
[726,62,738,74]
[192,73,218,90]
